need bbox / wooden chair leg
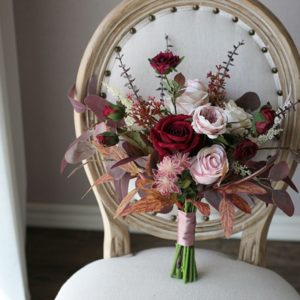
[97,200,131,259]
[238,206,276,266]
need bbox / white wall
[0,0,28,298]
[12,1,300,217]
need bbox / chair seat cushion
[56,247,300,300]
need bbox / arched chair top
[74,0,300,241]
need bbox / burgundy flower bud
[233,139,258,162]
[255,105,276,134]
[96,132,119,147]
[149,51,181,75]
[102,102,125,121]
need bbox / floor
[26,227,300,300]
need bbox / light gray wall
[13,0,300,213]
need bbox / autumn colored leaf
[222,181,266,195]
[115,188,138,217]
[94,143,140,176]
[229,194,251,214]
[193,202,211,217]
[135,176,154,190]
[119,190,176,217]
[81,173,113,199]
[219,198,235,238]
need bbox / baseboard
[27,203,104,231]
[26,203,300,241]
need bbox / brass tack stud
[213,8,220,14]
[232,16,239,23]
[193,5,199,10]
[148,14,156,21]
[277,90,283,96]
[171,215,177,221]
[100,92,107,99]
[104,70,111,77]
[249,29,255,36]
[171,6,177,13]
[261,47,268,53]
[203,216,210,222]
[129,27,137,34]
[115,46,122,53]
[272,67,278,74]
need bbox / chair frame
[73,0,300,265]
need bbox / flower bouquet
[62,37,299,283]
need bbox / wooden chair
[56,0,300,299]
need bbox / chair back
[74,0,300,261]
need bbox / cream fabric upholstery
[105,7,282,109]
[55,248,300,300]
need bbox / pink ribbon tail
[177,210,196,247]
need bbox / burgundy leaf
[269,161,289,181]
[108,165,126,181]
[84,95,107,121]
[174,73,186,86]
[255,190,273,204]
[114,172,131,204]
[204,190,222,211]
[68,85,86,113]
[150,151,159,171]
[283,176,299,193]
[60,158,68,174]
[159,205,173,214]
[111,156,142,169]
[123,141,145,157]
[87,75,97,95]
[235,92,261,112]
[63,130,95,164]
[245,160,266,171]
[272,190,294,216]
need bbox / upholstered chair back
[74,0,300,263]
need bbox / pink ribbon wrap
[177,210,196,247]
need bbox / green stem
[164,75,177,114]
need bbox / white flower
[165,79,209,115]
[192,104,227,139]
[224,100,252,136]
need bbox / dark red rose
[256,105,276,134]
[150,115,203,158]
[233,139,259,162]
[149,51,181,75]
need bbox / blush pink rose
[192,104,227,139]
[190,144,229,185]
[166,79,209,114]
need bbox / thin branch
[116,52,140,100]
